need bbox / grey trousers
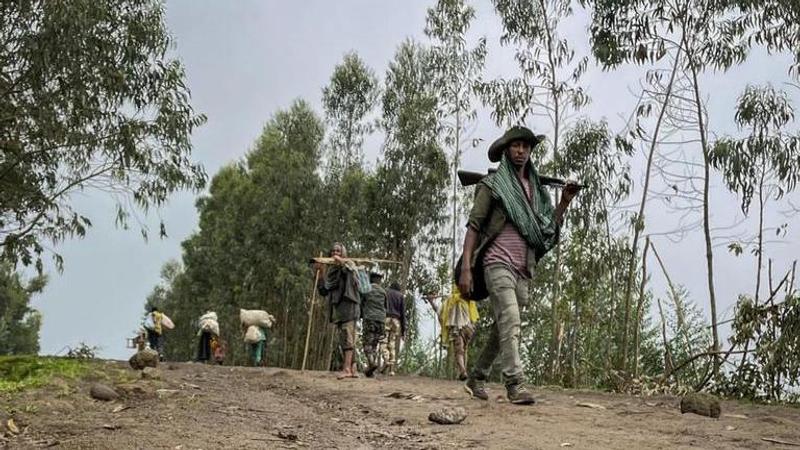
[470,263,529,386]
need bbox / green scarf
[481,155,559,258]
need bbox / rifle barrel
[456,170,584,189]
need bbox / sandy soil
[3,361,800,449]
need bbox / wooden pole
[301,266,322,371]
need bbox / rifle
[457,169,584,189]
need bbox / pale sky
[31,1,799,359]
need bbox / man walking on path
[361,272,387,377]
[459,126,579,405]
[320,242,361,379]
[382,282,406,376]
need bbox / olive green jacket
[360,284,387,323]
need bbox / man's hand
[561,181,581,204]
[332,254,345,264]
[458,268,473,297]
[555,181,581,226]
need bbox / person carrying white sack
[143,305,174,361]
[196,311,220,363]
[241,309,275,367]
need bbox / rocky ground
[2,361,800,449]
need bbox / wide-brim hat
[488,126,545,162]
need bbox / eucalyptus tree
[710,85,800,372]
[583,0,763,372]
[153,100,332,367]
[711,86,800,304]
[0,0,207,271]
[321,52,380,173]
[553,120,634,378]
[370,40,449,289]
[369,40,449,369]
[424,0,487,277]
[0,263,46,355]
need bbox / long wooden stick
[309,257,401,265]
[301,267,322,371]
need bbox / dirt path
[3,362,800,449]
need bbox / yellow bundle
[440,284,479,342]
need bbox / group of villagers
[320,125,580,405]
[143,125,579,407]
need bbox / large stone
[90,383,119,402]
[128,348,159,370]
[428,407,467,425]
[680,392,721,418]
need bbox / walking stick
[301,266,322,371]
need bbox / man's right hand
[458,269,473,297]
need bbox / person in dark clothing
[382,282,406,376]
[360,272,387,377]
[145,305,165,358]
[196,311,219,363]
[197,330,212,362]
[319,242,361,379]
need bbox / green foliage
[425,0,487,287]
[0,356,89,393]
[373,40,449,290]
[150,41,450,371]
[557,119,633,228]
[720,294,800,401]
[710,85,800,215]
[322,52,379,171]
[584,0,749,71]
[154,99,328,366]
[727,1,800,76]
[65,343,100,360]
[424,0,486,132]
[0,264,45,355]
[661,285,713,387]
[0,0,206,271]
[477,0,589,130]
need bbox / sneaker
[506,383,536,405]
[464,377,489,401]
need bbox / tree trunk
[690,64,720,374]
[601,197,619,372]
[550,240,564,381]
[621,47,682,370]
[633,236,650,378]
[656,297,673,375]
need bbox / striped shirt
[483,175,531,278]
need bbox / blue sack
[355,268,372,294]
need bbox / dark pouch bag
[454,251,489,301]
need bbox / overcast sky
[31,1,800,360]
